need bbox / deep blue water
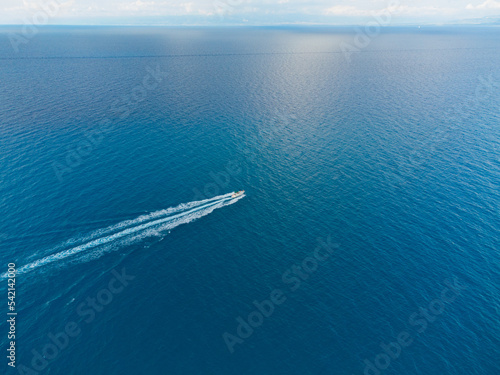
[0,26,499,375]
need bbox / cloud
[395,5,458,16]
[0,0,498,24]
[324,5,371,16]
[466,0,500,9]
[117,1,205,15]
[122,1,156,11]
[324,4,458,17]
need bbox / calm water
[0,26,499,375]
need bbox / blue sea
[0,26,499,375]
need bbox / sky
[0,0,499,25]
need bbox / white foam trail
[69,196,243,267]
[4,194,242,278]
[61,193,232,247]
[24,193,233,262]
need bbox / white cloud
[22,0,40,10]
[395,5,458,16]
[466,0,500,9]
[0,0,498,24]
[122,1,156,11]
[116,1,207,15]
[324,5,371,16]
[324,4,458,17]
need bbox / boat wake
[2,193,244,279]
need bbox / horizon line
[0,23,499,27]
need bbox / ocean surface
[0,26,499,375]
